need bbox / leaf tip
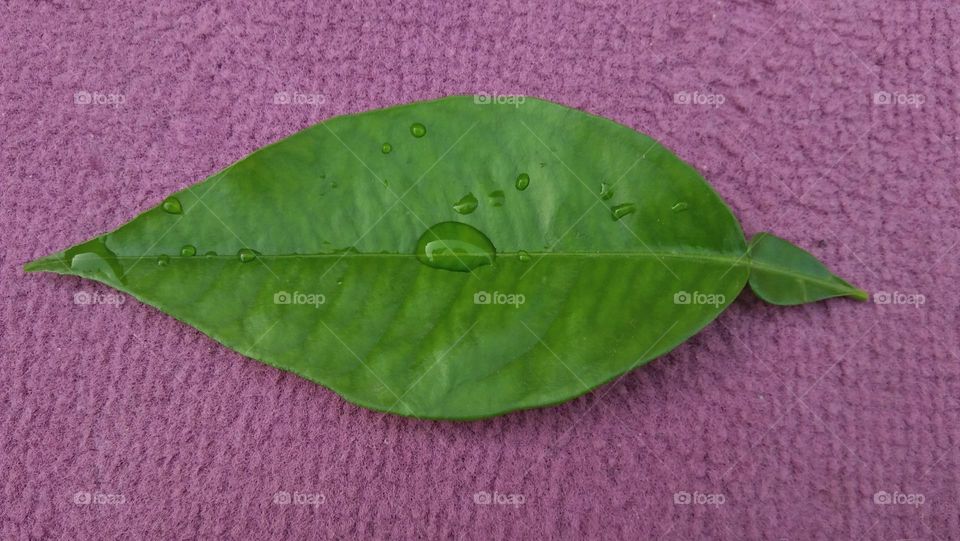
[850,286,869,302]
[747,232,870,306]
[23,253,67,274]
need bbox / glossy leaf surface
[25,97,866,419]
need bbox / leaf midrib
[40,250,748,265]
[28,249,860,296]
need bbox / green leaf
[747,233,869,305]
[24,96,867,419]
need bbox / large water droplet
[611,203,636,221]
[515,173,530,191]
[410,123,426,138]
[600,183,614,200]
[453,193,478,215]
[381,142,392,154]
[65,237,126,285]
[161,196,183,214]
[415,222,496,272]
[157,254,170,267]
[671,201,689,212]
[487,190,505,207]
[180,244,196,257]
[238,248,257,263]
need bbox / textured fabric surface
[2,1,957,539]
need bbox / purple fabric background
[2,1,957,538]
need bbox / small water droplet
[518,250,531,262]
[487,190,505,207]
[671,201,689,212]
[180,245,196,257]
[410,123,426,138]
[381,142,392,154]
[611,203,636,221]
[157,254,170,266]
[515,173,530,191]
[238,248,257,263]
[415,222,496,272]
[600,183,614,200]
[161,196,182,214]
[453,193,478,215]
[204,251,217,257]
